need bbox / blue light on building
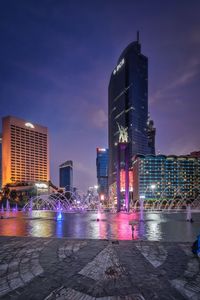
[96,148,109,197]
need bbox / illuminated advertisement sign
[120,170,133,192]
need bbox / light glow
[35,183,48,189]
[100,194,105,201]
[113,58,125,75]
[98,148,106,152]
[151,184,156,190]
[25,122,35,129]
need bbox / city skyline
[1,1,200,191]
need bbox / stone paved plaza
[0,237,200,300]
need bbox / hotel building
[2,116,49,186]
[132,154,200,201]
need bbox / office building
[96,148,109,197]
[108,33,155,187]
[2,116,49,186]
[132,154,200,201]
[59,160,73,191]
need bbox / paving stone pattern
[0,237,199,300]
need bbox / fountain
[57,211,63,220]
[23,191,99,212]
[1,204,4,212]
[6,200,10,211]
[13,203,18,212]
[186,204,192,221]
[139,195,145,221]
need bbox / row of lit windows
[11,125,47,135]
[139,159,199,162]
[11,157,47,162]
[11,152,47,156]
[11,141,47,150]
[11,149,47,154]
[11,165,47,170]
[11,140,47,145]
[11,169,47,173]
[11,154,47,159]
[11,137,47,142]
[12,177,48,181]
[139,163,198,167]
[11,166,47,170]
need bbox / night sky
[1,1,200,191]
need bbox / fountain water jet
[23,191,99,212]
[139,196,145,222]
[6,200,10,211]
[186,204,192,221]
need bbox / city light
[25,122,35,129]
[35,183,48,189]
[97,148,106,152]
[100,194,105,201]
[57,212,62,220]
[151,184,156,190]
[113,58,125,75]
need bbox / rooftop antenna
[137,30,140,43]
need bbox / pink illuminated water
[0,211,199,241]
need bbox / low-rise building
[132,154,200,202]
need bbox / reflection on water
[0,211,200,241]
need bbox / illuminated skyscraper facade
[96,148,108,196]
[132,154,200,201]
[59,160,73,191]
[2,116,49,186]
[108,34,154,187]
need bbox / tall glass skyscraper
[108,34,155,186]
[96,148,108,197]
[59,160,73,191]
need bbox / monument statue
[117,123,128,143]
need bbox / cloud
[150,57,200,105]
[91,109,107,128]
[165,136,200,156]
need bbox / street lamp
[151,184,156,190]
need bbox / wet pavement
[0,236,200,300]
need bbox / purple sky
[1,1,200,191]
